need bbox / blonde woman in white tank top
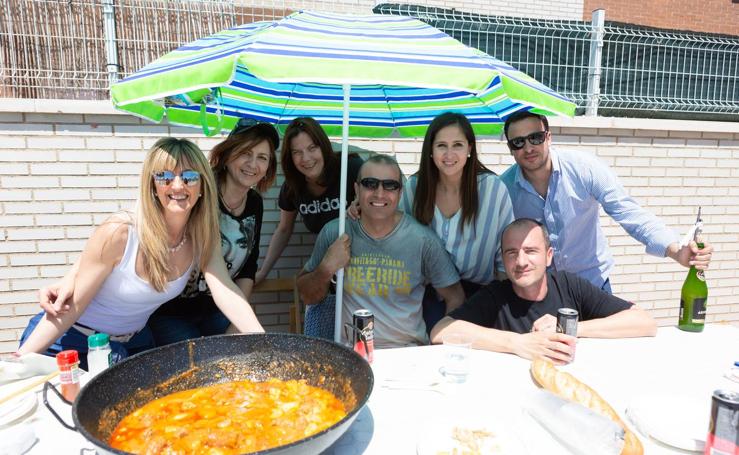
[18,138,264,365]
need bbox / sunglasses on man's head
[359,177,402,191]
[152,170,201,187]
[507,131,548,150]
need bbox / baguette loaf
[530,358,643,455]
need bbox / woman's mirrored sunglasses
[507,131,548,150]
[152,170,201,187]
[359,177,402,191]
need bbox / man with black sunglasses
[297,154,464,347]
[499,111,713,293]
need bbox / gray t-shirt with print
[304,212,460,348]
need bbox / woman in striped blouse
[401,112,515,331]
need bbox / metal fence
[0,0,274,99]
[378,3,739,117]
[1,0,738,118]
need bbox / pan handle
[43,381,77,431]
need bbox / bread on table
[530,358,644,455]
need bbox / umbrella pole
[334,84,351,344]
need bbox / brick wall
[1,100,738,353]
[385,0,583,19]
[583,0,739,35]
[278,0,583,20]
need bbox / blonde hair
[137,137,220,292]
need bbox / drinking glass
[440,333,473,383]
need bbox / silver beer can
[556,308,579,337]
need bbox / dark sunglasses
[360,177,402,191]
[507,131,548,150]
[228,117,269,137]
[152,170,201,187]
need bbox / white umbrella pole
[334,83,350,344]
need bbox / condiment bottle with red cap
[56,350,81,402]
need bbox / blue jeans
[601,278,612,294]
[304,294,335,341]
[19,312,155,371]
[422,280,483,335]
[147,309,230,347]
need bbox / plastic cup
[440,333,473,383]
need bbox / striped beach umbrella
[110,11,575,343]
[111,12,574,137]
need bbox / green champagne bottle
[678,208,707,332]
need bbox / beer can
[556,308,579,337]
[352,309,374,364]
[705,389,738,455]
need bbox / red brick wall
[583,0,739,35]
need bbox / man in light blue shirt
[499,111,713,291]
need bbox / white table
[325,324,739,454]
[14,325,739,454]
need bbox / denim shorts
[147,309,230,347]
[304,294,335,341]
[19,312,156,371]
[422,280,483,334]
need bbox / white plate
[626,394,708,452]
[0,393,38,428]
[725,367,739,384]
[417,414,527,455]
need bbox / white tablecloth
[324,324,739,454]
[11,325,739,454]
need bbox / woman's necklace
[220,190,247,215]
[168,231,188,254]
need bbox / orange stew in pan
[109,379,347,454]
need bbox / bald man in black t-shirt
[430,218,657,364]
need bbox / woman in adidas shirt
[256,117,363,338]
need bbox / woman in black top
[148,119,279,346]
[256,117,363,338]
